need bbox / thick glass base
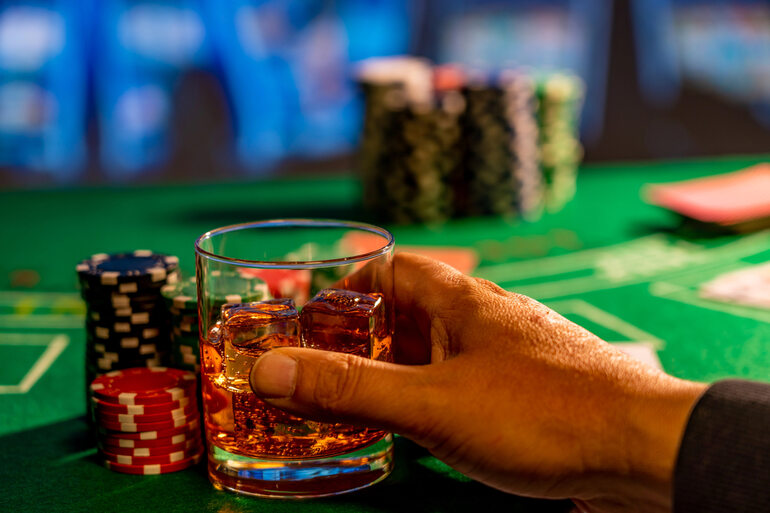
[208,434,394,499]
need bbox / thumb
[249,347,438,440]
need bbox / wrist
[623,377,707,499]
[570,376,706,512]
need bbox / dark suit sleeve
[673,379,770,513]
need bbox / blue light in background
[205,0,413,175]
[94,0,212,178]
[0,0,87,179]
[13,0,761,181]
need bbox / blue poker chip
[76,251,179,286]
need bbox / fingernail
[250,352,297,398]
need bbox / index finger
[341,252,474,320]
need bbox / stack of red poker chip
[89,367,204,475]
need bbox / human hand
[249,253,706,513]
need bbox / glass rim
[194,219,395,269]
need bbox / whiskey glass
[195,219,394,498]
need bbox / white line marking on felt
[547,299,665,349]
[474,235,666,282]
[477,231,770,299]
[0,334,69,394]
[612,342,664,370]
[0,314,84,329]
[504,247,766,300]
[650,281,770,324]
[0,291,82,303]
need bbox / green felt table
[1,155,769,512]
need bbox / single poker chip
[172,329,199,342]
[171,314,197,324]
[169,306,197,317]
[176,321,196,333]
[80,268,180,290]
[88,309,165,326]
[173,352,199,367]
[94,403,197,424]
[88,324,162,341]
[172,327,199,340]
[80,286,159,303]
[85,294,165,310]
[98,418,200,440]
[161,277,198,310]
[80,274,178,295]
[81,270,180,294]
[92,351,161,365]
[102,448,202,475]
[87,343,166,358]
[76,251,179,286]
[100,445,201,465]
[172,343,199,356]
[173,342,199,354]
[99,437,201,456]
[90,339,160,353]
[90,357,166,370]
[100,432,200,449]
[88,352,167,365]
[87,345,166,359]
[87,345,165,363]
[177,345,194,356]
[91,396,193,415]
[90,367,196,405]
[91,356,166,372]
[98,412,197,433]
[82,280,154,295]
[90,305,168,319]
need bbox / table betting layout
[1,155,769,512]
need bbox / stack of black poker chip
[76,251,180,385]
[356,59,584,224]
[357,57,453,224]
[432,65,466,220]
[161,276,201,374]
[358,76,401,215]
[536,73,584,213]
[500,70,544,220]
[459,70,542,218]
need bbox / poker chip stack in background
[536,73,584,213]
[460,72,523,217]
[161,276,202,373]
[77,251,180,384]
[432,65,466,220]
[356,57,453,224]
[503,71,544,220]
[90,368,203,475]
[357,60,405,216]
[356,57,583,224]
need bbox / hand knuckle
[472,277,509,297]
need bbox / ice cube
[221,299,300,391]
[300,288,391,360]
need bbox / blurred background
[0,0,768,188]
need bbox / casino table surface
[2,155,770,512]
